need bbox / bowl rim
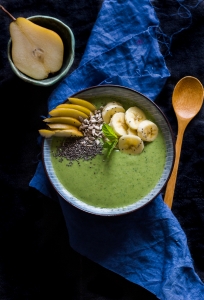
[42,84,175,216]
[7,15,75,86]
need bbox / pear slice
[39,129,57,138]
[39,128,83,138]
[47,123,79,130]
[43,117,82,127]
[68,97,96,112]
[54,129,83,137]
[10,17,64,80]
[49,108,88,119]
[56,104,93,116]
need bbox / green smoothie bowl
[42,85,175,216]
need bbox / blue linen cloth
[30,0,204,298]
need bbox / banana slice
[125,106,146,130]
[109,112,128,136]
[102,103,125,124]
[103,101,123,109]
[118,134,144,155]
[137,120,159,141]
[127,127,137,136]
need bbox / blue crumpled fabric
[29,0,204,299]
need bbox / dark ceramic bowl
[8,15,75,86]
[43,85,175,216]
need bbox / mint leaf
[103,140,113,148]
[106,139,118,159]
[102,124,118,141]
[102,124,118,159]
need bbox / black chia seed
[52,137,103,165]
[52,106,105,166]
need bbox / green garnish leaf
[102,123,118,141]
[103,140,113,148]
[102,124,118,159]
[106,139,118,159]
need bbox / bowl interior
[43,85,175,216]
[8,15,75,86]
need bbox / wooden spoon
[164,76,203,209]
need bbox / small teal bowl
[8,15,75,86]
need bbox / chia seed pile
[53,107,104,166]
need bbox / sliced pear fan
[49,108,88,119]
[47,123,79,130]
[68,97,96,112]
[56,104,93,116]
[39,128,83,138]
[43,117,82,127]
[39,129,58,138]
[54,129,83,137]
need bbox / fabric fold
[57,194,204,299]
[47,29,169,112]
[29,0,204,298]
[79,0,159,64]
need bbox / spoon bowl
[172,76,203,119]
[164,76,203,209]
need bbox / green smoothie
[50,96,166,208]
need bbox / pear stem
[0,5,16,21]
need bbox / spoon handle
[164,122,187,209]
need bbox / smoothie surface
[50,96,166,209]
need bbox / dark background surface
[0,0,204,299]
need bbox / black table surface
[0,1,204,299]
